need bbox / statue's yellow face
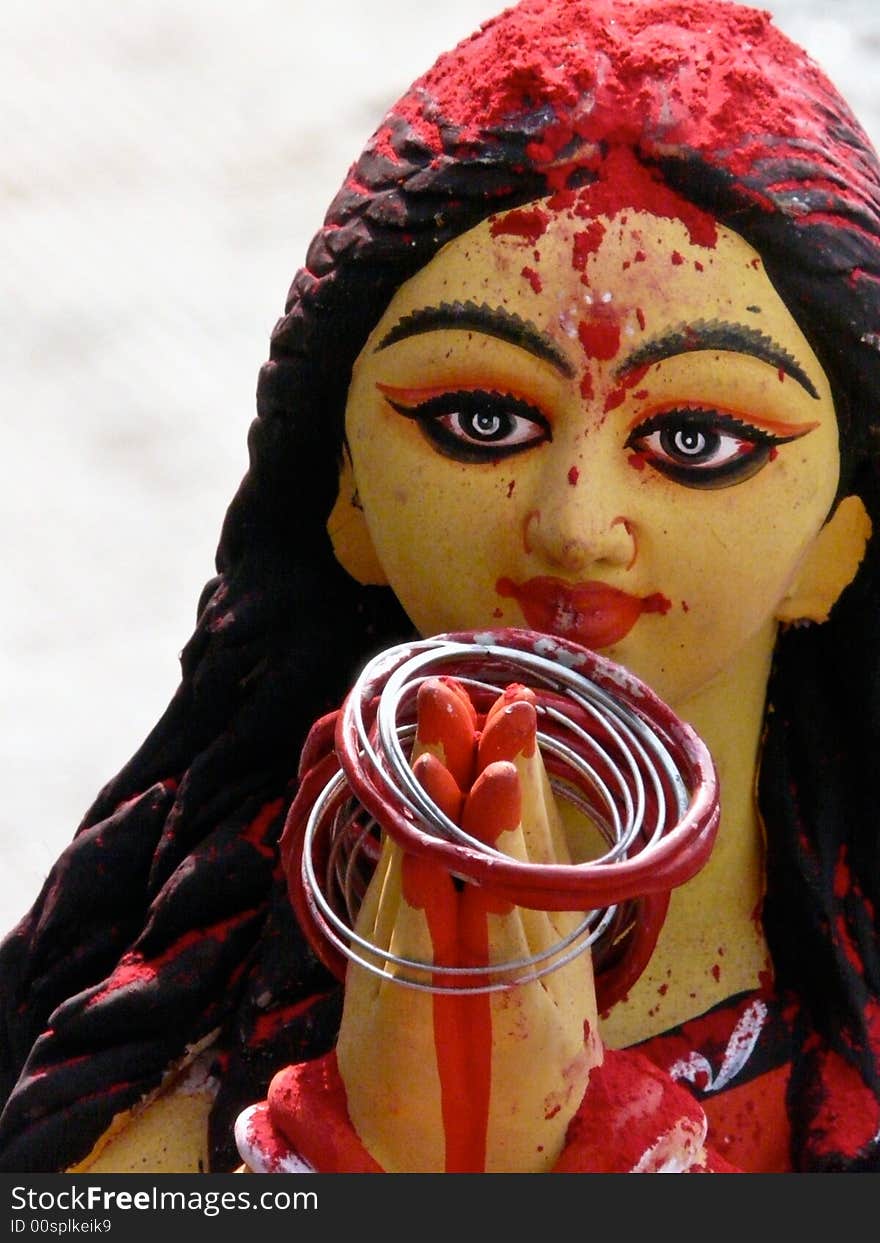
[342,196,842,706]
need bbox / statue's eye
[625,408,805,489]
[384,390,552,463]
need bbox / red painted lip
[496,576,671,649]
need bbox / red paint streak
[711,963,721,982]
[777,367,786,383]
[636,307,646,330]
[833,851,853,900]
[403,685,529,1173]
[768,446,779,462]
[496,576,670,649]
[578,317,620,361]
[490,205,550,244]
[579,370,594,401]
[831,850,864,974]
[241,797,285,858]
[404,771,477,1172]
[627,451,647,471]
[521,265,542,293]
[250,992,336,1045]
[694,260,705,272]
[567,465,579,485]
[84,906,261,1008]
[506,479,516,497]
[682,600,690,613]
[441,762,519,1171]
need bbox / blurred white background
[3,0,879,934]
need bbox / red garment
[632,985,794,1171]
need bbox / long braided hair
[2,0,879,1172]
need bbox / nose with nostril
[523,503,637,573]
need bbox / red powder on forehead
[572,146,719,248]
[578,318,620,361]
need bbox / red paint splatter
[615,363,649,398]
[642,593,672,616]
[506,479,516,497]
[671,251,685,265]
[572,220,606,270]
[682,600,690,613]
[634,250,647,264]
[636,307,646,330]
[547,187,576,211]
[579,370,594,401]
[711,964,721,982]
[694,260,705,272]
[603,386,626,413]
[578,317,620,361]
[627,452,647,471]
[521,265,543,293]
[567,465,579,485]
[490,205,550,244]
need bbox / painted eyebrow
[374,299,576,379]
[616,319,820,399]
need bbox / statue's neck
[600,621,777,1049]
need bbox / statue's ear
[775,494,872,624]
[327,449,389,586]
